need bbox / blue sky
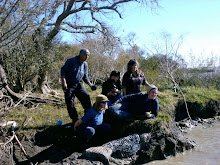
[61,0,220,64]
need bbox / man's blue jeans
[108,102,133,120]
[107,93,123,107]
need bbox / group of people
[61,49,159,147]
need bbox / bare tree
[125,32,144,59]
[146,31,192,121]
[1,0,160,94]
[0,0,161,114]
[80,33,122,84]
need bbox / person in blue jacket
[61,49,96,124]
[108,84,159,120]
[74,94,111,144]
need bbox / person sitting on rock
[107,84,159,120]
[74,94,111,146]
[101,71,122,106]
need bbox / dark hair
[110,71,120,79]
[127,59,139,72]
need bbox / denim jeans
[108,102,133,120]
[107,94,123,107]
[76,123,111,141]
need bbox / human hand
[113,99,120,105]
[145,112,151,118]
[62,85,67,93]
[91,85,97,91]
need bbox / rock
[81,123,196,165]
[140,133,151,149]
[134,123,196,164]
[103,134,140,158]
[82,146,113,164]
[82,134,141,164]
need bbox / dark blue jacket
[61,55,90,87]
[120,92,159,116]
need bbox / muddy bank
[1,121,195,165]
[175,99,220,121]
[0,99,219,165]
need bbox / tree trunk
[37,71,55,94]
[0,64,21,101]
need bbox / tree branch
[0,0,21,27]
[60,26,95,33]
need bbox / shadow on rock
[33,123,78,146]
[16,123,85,165]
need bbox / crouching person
[74,94,111,148]
[108,84,159,120]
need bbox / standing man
[61,49,96,124]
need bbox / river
[146,121,220,165]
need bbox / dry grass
[4,86,219,134]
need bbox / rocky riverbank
[1,98,219,165]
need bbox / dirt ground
[1,123,107,165]
[0,118,141,164]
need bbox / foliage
[183,67,220,89]
[181,86,220,104]
[1,1,219,94]
[81,34,123,84]
[49,44,81,88]
[2,34,58,92]
[139,55,160,84]
[0,0,160,94]
[157,90,180,108]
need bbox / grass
[4,85,220,134]
[126,112,172,134]
[181,86,220,104]
[157,90,181,109]
[6,104,71,132]
[4,87,102,133]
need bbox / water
[146,122,220,165]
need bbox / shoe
[80,143,89,151]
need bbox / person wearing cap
[108,84,159,120]
[101,70,122,106]
[122,59,150,96]
[61,49,97,124]
[74,94,111,144]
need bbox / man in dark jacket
[108,84,159,120]
[61,49,96,124]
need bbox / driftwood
[0,64,63,110]
[0,86,63,109]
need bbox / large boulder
[82,123,195,164]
